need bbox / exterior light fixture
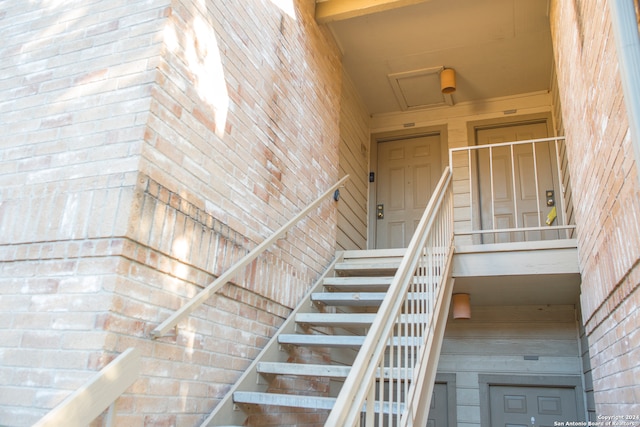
[440,68,456,94]
[452,293,470,319]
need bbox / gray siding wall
[437,304,583,426]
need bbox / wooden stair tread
[295,312,376,326]
[279,334,422,347]
[312,292,430,306]
[334,261,400,276]
[342,248,406,259]
[279,334,365,347]
[233,392,404,414]
[323,276,394,291]
[233,391,336,410]
[311,292,387,306]
[257,362,414,381]
[257,362,351,378]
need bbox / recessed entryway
[479,375,586,426]
[369,127,447,249]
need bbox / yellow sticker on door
[545,206,557,226]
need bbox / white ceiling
[320,0,554,115]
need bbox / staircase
[203,168,454,427]
[200,249,405,426]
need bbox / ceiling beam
[315,0,432,23]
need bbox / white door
[375,134,442,249]
[476,121,559,243]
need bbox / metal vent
[388,66,453,110]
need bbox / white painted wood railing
[151,175,350,338]
[33,348,140,427]
[449,136,576,243]
[325,167,455,427]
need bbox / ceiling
[453,274,581,306]
[317,0,554,115]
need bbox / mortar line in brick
[584,257,640,334]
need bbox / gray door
[376,134,442,248]
[426,382,449,427]
[476,121,559,243]
[489,385,580,427]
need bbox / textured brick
[0,0,344,425]
[551,0,640,416]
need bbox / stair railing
[325,167,455,427]
[33,348,140,427]
[151,175,350,338]
[449,136,576,243]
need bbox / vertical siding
[437,305,582,426]
[337,71,370,250]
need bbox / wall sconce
[452,293,470,319]
[440,68,456,94]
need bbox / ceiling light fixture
[440,68,456,94]
[452,293,470,319]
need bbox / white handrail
[151,175,350,338]
[33,348,140,427]
[449,135,567,156]
[449,136,575,241]
[325,167,454,426]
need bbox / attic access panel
[388,67,453,110]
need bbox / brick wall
[0,0,344,425]
[550,0,640,415]
[0,0,168,423]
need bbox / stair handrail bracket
[325,167,454,427]
[151,175,350,339]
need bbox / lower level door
[489,385,580,427]
[426,382,449,427]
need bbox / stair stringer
[199,253,345,427]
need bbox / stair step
[279,334,422,347]
[257,362,351,378]
[296,312,424,327]
[342,248,406,259]
[323,276,395,291]
[311,292,387,306]
[234,391,336,410]
[257,362,414,381]
[312,292,430,306]
[279,334,365,347]
[296,312,376,327]
[233,391,404,414]
[335,261,400,276]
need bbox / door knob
[546,190,555,206]
[377,204,384,219]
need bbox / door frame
[478,374,587,427]
[368,125,448,248]
[466,113,557,244]
[431,373,458,427]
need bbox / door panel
[376,134,441,249]
[389,167,406,210]
[426,382,448,427]
[476,122,559,243]
[490,385,580,427]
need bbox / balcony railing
[449,136,576,245]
